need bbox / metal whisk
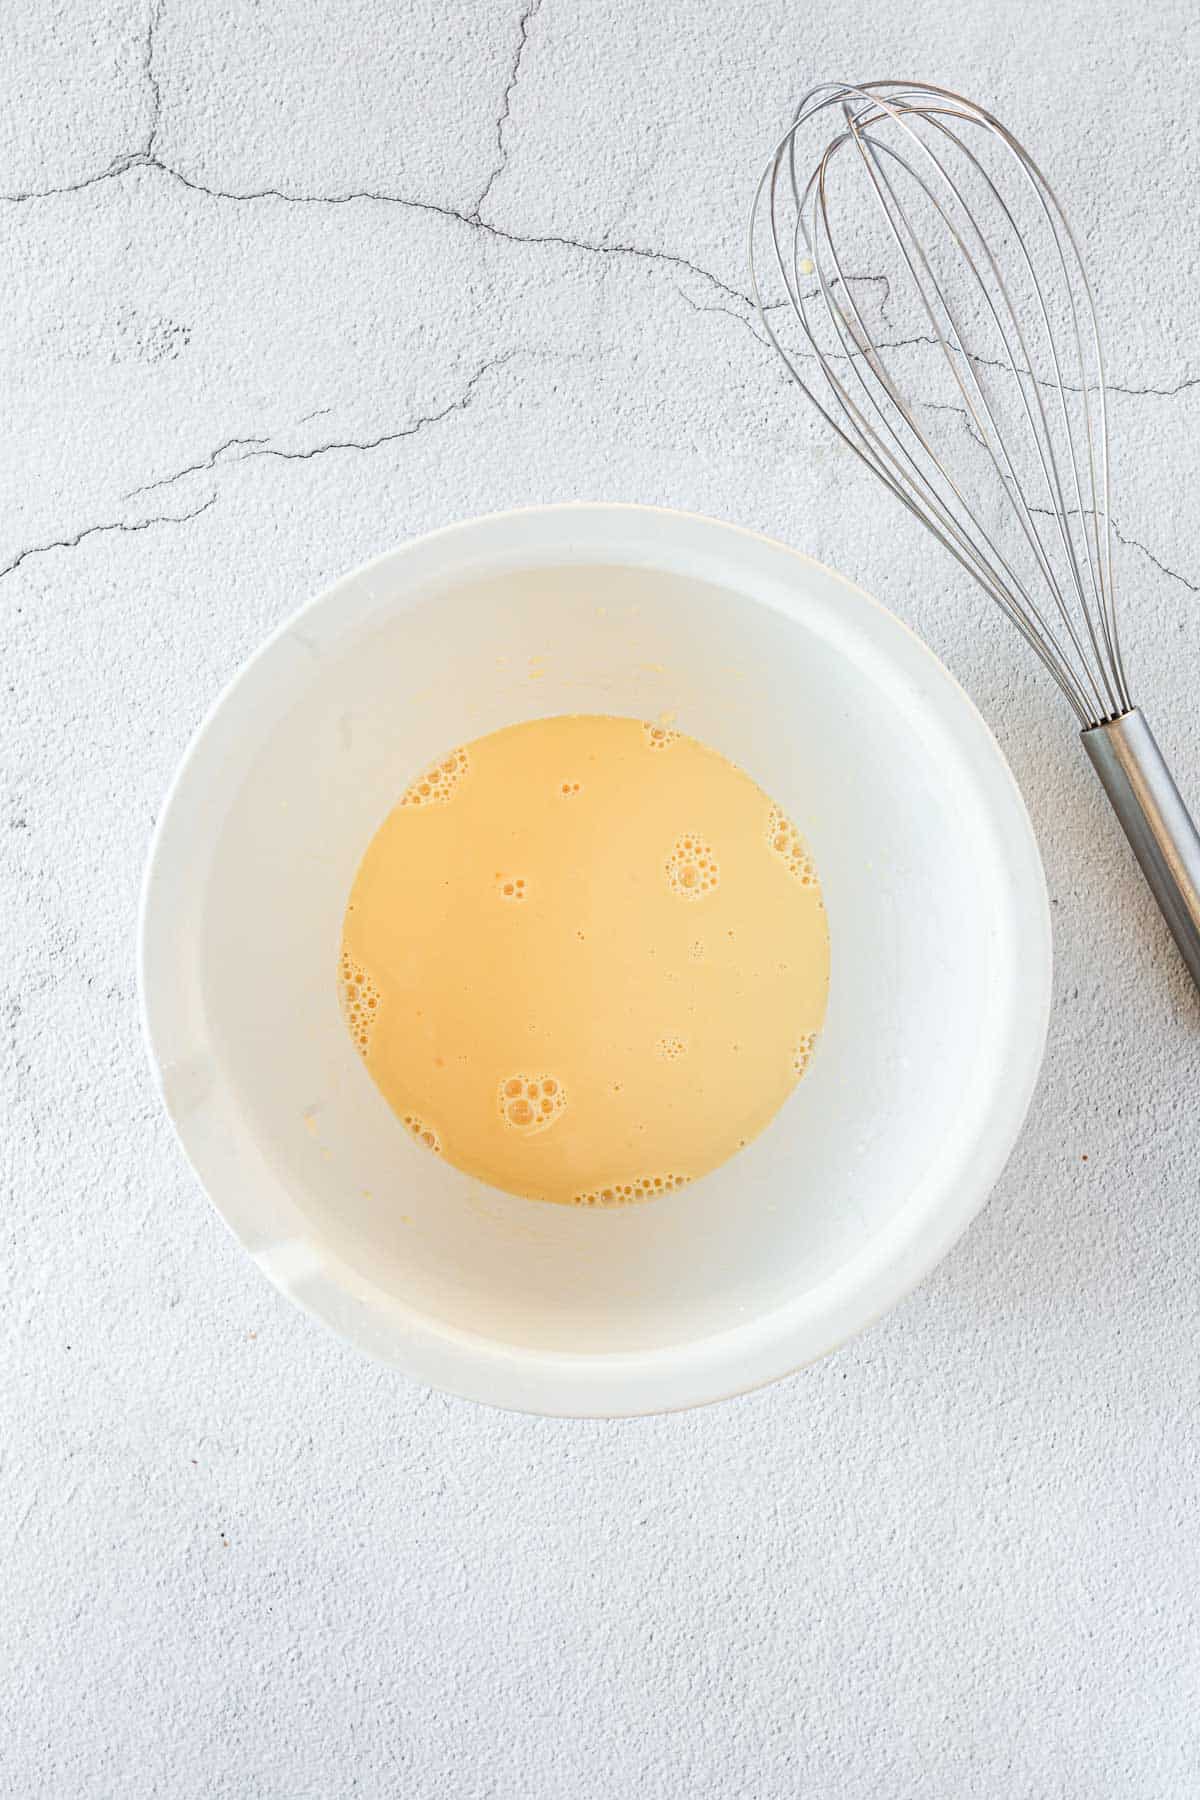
[750,79,1200,991]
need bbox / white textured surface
[3,3,1199,1794]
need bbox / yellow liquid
[339,715,829,1206]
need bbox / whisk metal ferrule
[1082,711,1200,990]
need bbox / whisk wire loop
[749,79,1131,729]
[846,119,1117,720]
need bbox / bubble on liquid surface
[766,804,817,887]
[665,833,719,901]
[499,1073,566,1135]
[792,1032,817,1080]
[497,875,528,902]
[656,1035,688,1061]
[402,1112,442,1155]
[643,722,679,752]
[559,780,582,797]
[339,950,380,1057]
[399,745,469,810]
[573,1173,691,1207]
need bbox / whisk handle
[1082,708,1200,991]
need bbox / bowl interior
[142,508,1048,1412]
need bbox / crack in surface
[3,359,515,579]
[233,351,515,465]
[805,327,1200,403]
[910,395,989,450]
[472,0,543,220]
[0,158,140,203]
[160,160,756,303]
[143,0,165,158]
[130,353,514,500]
[1025,503,1200,598]
[0,495,215,583]
[680,274,892,353]
[677,289,770,348]
[1112,524,1200,596]
[0,152,752,306]
[124,431,271,498]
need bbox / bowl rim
[139,501,1052,1416]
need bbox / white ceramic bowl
[140,504,1050,1416]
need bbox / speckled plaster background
[3,3,1199,1795]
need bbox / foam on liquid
[339,714,829,1206]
